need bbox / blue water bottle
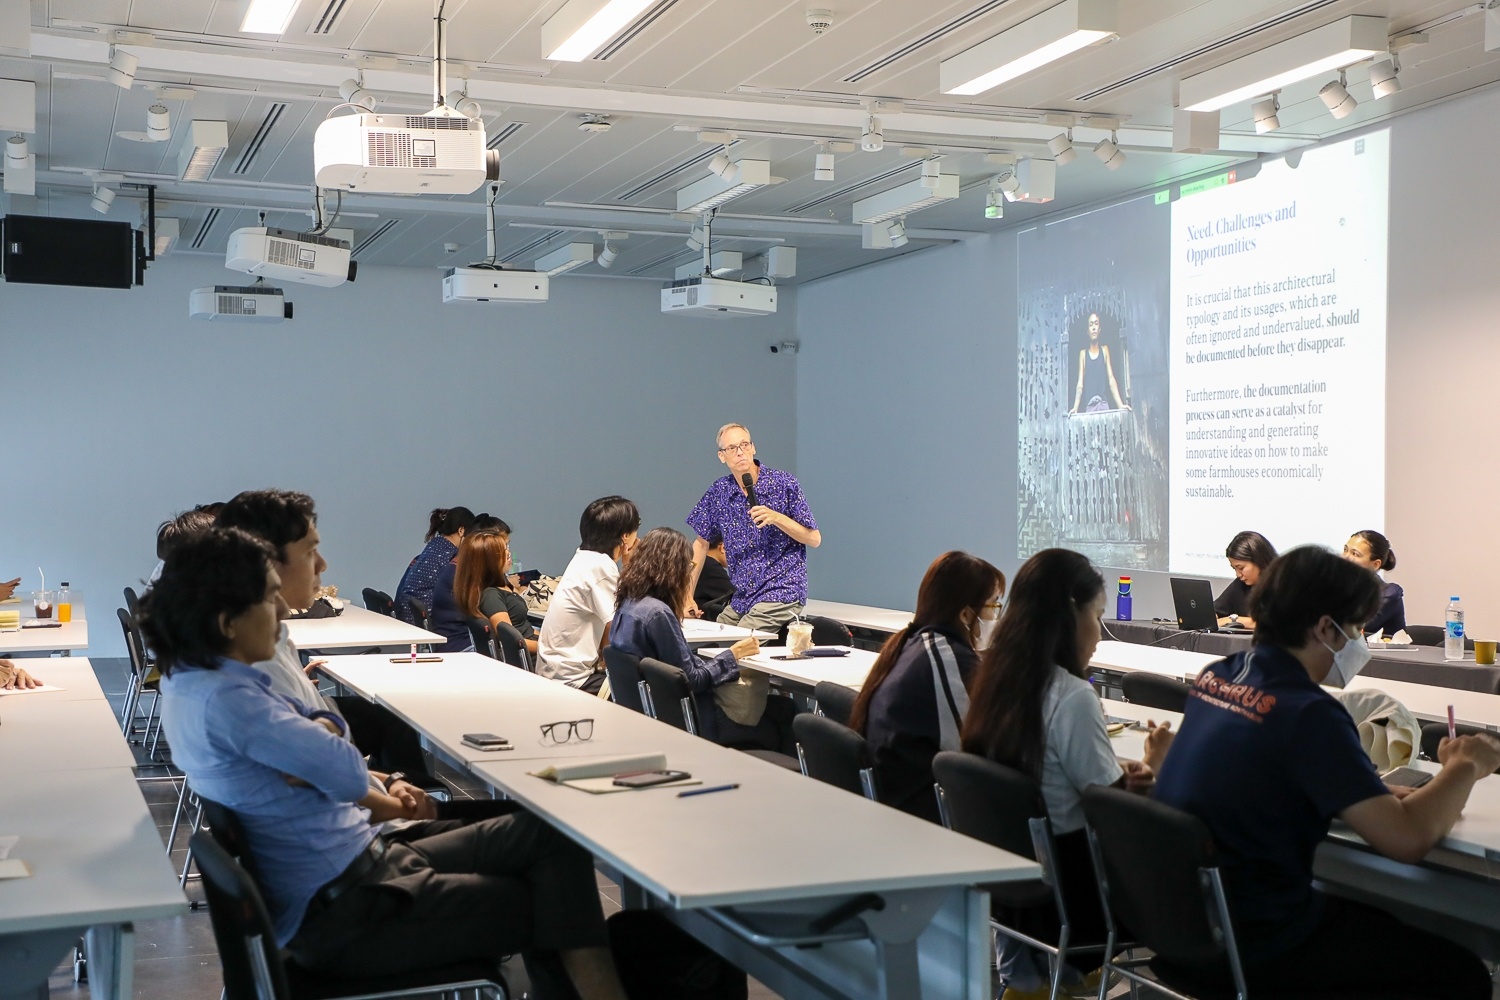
[1117,576,1133,621]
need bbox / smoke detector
[806,8,833,34]
[578,114,612,133]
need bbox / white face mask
[1320,622,1371,688]
[975,617,999,651]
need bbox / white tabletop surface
[731,646,879,691]
[0,697,137,771]
[1089,640,1222,679]
[679,618,774,647]
[802,600,913,634]
[1347,676,1500,730]
[0,657,109,702]
[285,603,443,651]
[0,766,188,934]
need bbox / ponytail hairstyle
[425,506,476,542]
[454,530,511,619]
[847,551,1005,734]
[1351,529,1396,572]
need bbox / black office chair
[1405,624,1444,647]
[1081,785,1250,1000]
[191,828,507,1000]
[122,585,141,619]
[1420,722,1500,771]
[492,620,533,671]
[793,713,877,800]
[934,751,1106,1000]
[400,595,430,631]
[466,616,499,660]
[812,680,857,727]
[777,615,854,647]
[601,646,647,714]
[637,658,800,770]
[1120,672,1192,714]
[362,588,395,618]
[116,607,164,754]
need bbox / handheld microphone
[742,472,758,508]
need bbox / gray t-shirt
[479,587,535,639]
[253,625,341,718]
[1039,666,1124,833]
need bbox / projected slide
[1017,130,1389,573]
[1170,131,1388,574]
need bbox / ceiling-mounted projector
[314,112,499,195]
[225,227,355,287]
[661,275,777,318]
[190,284,293,322]
[442,266,549,304]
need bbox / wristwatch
[1229,614,1240,624]
[382,772,407,792]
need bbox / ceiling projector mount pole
[433,0,451,114]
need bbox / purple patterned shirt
[687,462,817,614]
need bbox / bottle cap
[1452,596,1461,601]
[61,581,69,587]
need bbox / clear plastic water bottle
[1445,596,1465,660]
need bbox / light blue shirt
[159,659,376,945]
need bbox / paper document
[0,859,33,879]
[0,684,65,697]
[0,835,17,860]
[529,753,701,795]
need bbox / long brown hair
[961,548,1102,778]
[454,530,510,619]
[848,551,1006,734]
[616,527,693,617]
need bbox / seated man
[536,496,639,694]
[692,539,735,622]
[144,527,627,997]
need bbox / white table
[732,646,879,692]
[1088,640,1219,681]
[0,696,137,770]
[285,603,443,651]
[803,600,913,635]
[0,657,109,702]
[1347,676,1500,730]
[0,593,88,655]
[679,617,774,648]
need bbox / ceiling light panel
[852,174,960,225]
[676,158,772,214]
[178,120,230,181]
[535,242,596,276]
[242,0,303,34]
[1179,15,1386,112]
[940,0,1117,96]
[543,0,657,61]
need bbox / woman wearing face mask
[1342,529,1405,637]
[848,551,1005,824]
[1153,546,1500,999]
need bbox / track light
[1252,94,1281,133]
[886,219,907,247]
[814,147,835,182]
[1047,130,1076,166]
[339,79,377,111]
[91,186,116,215]
[686,226,708,252]
[1319,71,1356,119]
[985,188,1005,219]
[708,149,735,179]
[597,241,619,268]
[147,104,171,142]
[1370,58,1400,98]
[4,134,25,168]
[452,93,482,118]
[107,47,138,89]
[920,157,941,189]
[861,115,883,152]
[994,166,1020,199]
[1093,131,1125,170]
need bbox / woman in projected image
[1215,530,1277,629]
[1068,311,1129,413]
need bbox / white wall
[0,255,798,656]
[797,85,1500,633]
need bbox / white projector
[189,285,293,323]
[660,275,777,317]
[225,227,355,287]
[314,112,500,195]
[442,266,549,304]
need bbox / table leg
[84,923,134,1000]
[0,925,86,1000]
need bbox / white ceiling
[2,0,1497,284]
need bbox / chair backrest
[1404,624,1443,647]
[492,619,533,671]
[401,595,430,630]
[1120,672,1192,714]
[931,751,1046,860]
[466,616,499,660]
[812,680,858,727]
[602,646,647,713]
[197,797,250,857]
[117,607,149,679]
[793,713,877,799]
[362,588,395,617]
[807,615,854,646]
[123,586,140,619]
[1420,722,1500,771]
[190,829,292,1000]
[1081,784,1233,969]
[638,657,697,735]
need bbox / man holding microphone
[687,423,821,632]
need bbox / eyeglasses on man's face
[539,719,594,743]
[718,441,754,455]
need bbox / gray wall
[797,84,1500,631]
[0,256,799,656]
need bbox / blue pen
[678,783,740,798]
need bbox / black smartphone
[612,769,692,788]
[1381,766,1433,788]
[462,732,513,751]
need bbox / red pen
[1448,704,1457,740]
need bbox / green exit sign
[1154,190,1170,205]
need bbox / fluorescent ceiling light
[241,0,302,34]
[153,218,180,256]
[542,0,656,61]
[676,158,771,214]
[852,173,959,225]
[940,0,1116,96]
[1180,15,1387,112]
[178,120,229,181]
[535,242,595,276]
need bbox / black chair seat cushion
[284,956,504,999]
[740,748,802,771]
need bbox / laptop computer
[1170,577,1228,633]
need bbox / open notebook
[529,753,701,795]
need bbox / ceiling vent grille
[307,0,351,34]
[628,248,696,275]
[502,230,566,263]
[616,143,736,202]
[352,219,399,256]
[487,122,529,149]
[842,0,1016,84]
[191,208,220,249]
[595,0,681,60]
[787,161,917,214]
[231,102,288,175]
[1074,0,1342,101]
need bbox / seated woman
[963,548,1173,1000]
[1153,546,1498,999]
[1214,530,1276,629]
[610,527,796,754]
[1342,529,1405,636]
[847,551,1004,823]
[455,527,538,657]
[394,507,474,625]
